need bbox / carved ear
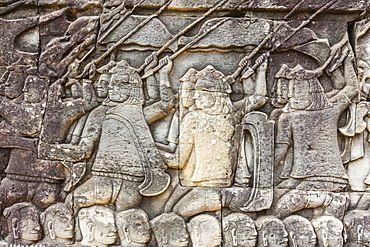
[343,227,348,243]
[322,230,328,247]
[12,218,19,239]
[87,223,94,243]
[194,227,201,245]
[48,221,56,240]
[262,232,268,247]
[290,232,297,247]
[162,230,168,244]
[124,227,131,244]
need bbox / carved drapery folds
[0,0,369,246]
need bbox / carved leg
[164,184,192,213]
[274,190,327,219]
[0,177,27,212]
[356,192,370,210]
[173,187,221,219]
[323,192,349,219]
[67,176,115,210]
[32,182,61,209]
[115,180,142,212]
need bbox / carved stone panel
[0,0,369,246]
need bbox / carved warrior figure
[343,210,370,247]
[156,67,198,153]
[0,70,68,212]
[115,208,151,247]
[274,42,358,218]
[41,58,174,211]
[222,213,257,247]
[3,202,42,244]
[65,61,116,146]
[346,60,370,209]
[77,206,118,247]
[255,216,288,247]
[150,212,190,247]
[282,215,316,247]
[312,216,344,247]
[40,203,74,245]
[171,58,267,187]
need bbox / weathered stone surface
[0,0,369,246]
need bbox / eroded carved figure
[343,210,370,247]
[40,203,74,245]
[174,59,267,187]
[151,212,190,247]
[283,215,316,247]
[115,208,151,247]
[187,214,222,247]
[274,38,358,218]
[311,216,344,247]
[255,216,288,247]
[77,206,118,247]
[223,213,257,247]
[3,202,42,244]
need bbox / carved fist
[256,53,269,72]
[159,56,173,75]
[239,57,251,68]
[144,53,158,71]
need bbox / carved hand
[144,52,158,72]
[159,56,173,75]
[239,57,251,69]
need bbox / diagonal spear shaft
[232,0,338,79]
[77,0,172,78]
[98,0,147,44]
[95,0,172,65]
[141,18,230,79]
[136,0,229,73]
[78,0,145,65]
[231,0,306,79]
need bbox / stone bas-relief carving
[0,0,369,246]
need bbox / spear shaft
[232,0,338,79]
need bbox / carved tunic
[179,110,241,187]
[276,100,351,182]
[91,103,166,181]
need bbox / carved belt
[6,174,64,183]
[91,171,144,182]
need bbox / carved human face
[358,224,370,247]
[4,71,26,99]
[23,75,45,103]
[198,221,222,247]
[108,73,131,102]
[17,209,42,242]
[52,211,74,239]
[230,220,257,247]
[276,79,289,105]
[96,74,110,99]
[70,82,82,99]
[180,88,195,108]
[94,215,118,245]
[194,89,216,110]
[287,226,316,247]
[288,79,312,110]
[117,214,151,244]
[315,223,343,247]
[263,221,288,247]
[167,220,190,247]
